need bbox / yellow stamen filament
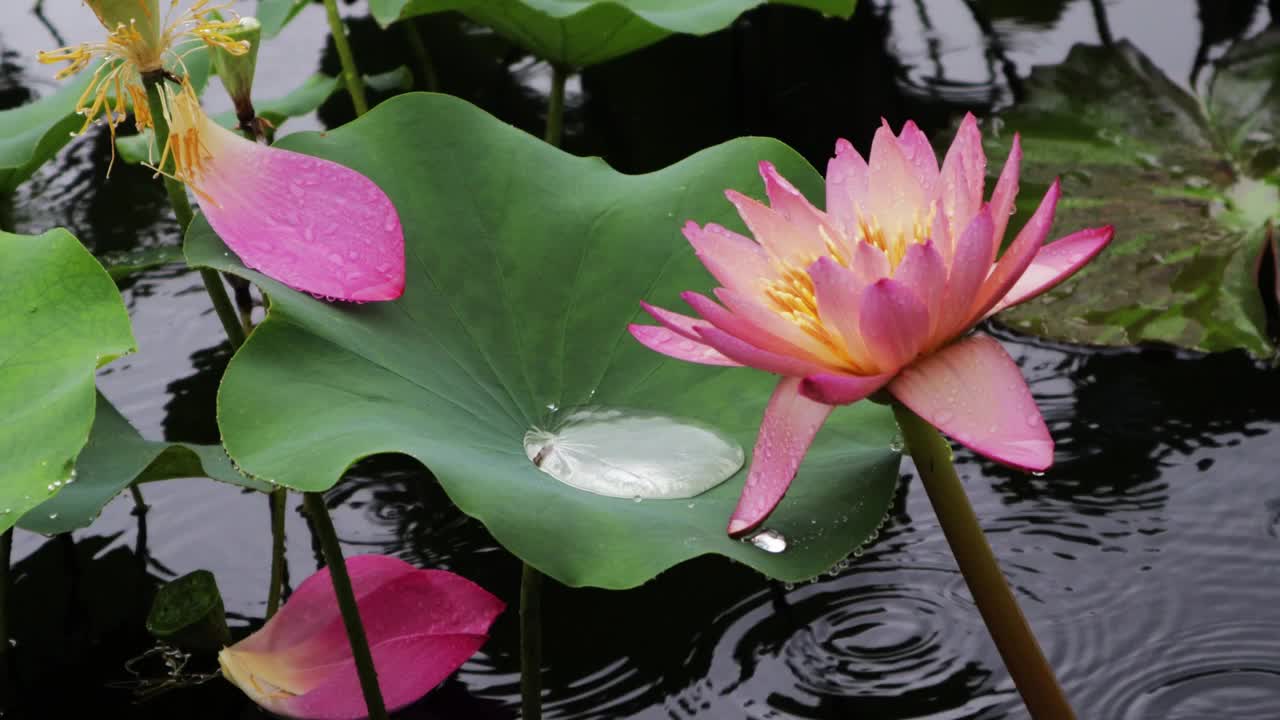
[36,1,250,175]
[854,205,937,268]
[764,264,859,368]
[148,80,218,204]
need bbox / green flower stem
[128,483,147,513]
[0,528,11,690]
[302,492,387,720]
[265,488,288,619]
[520,562,544,720]
[403,19,439,92]
[544,64,567,148]
[323,0,369,116]
[892,403,1076,719]
[142,75,247,350]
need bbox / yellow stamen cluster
[853,206,936,268]
[151,80,216,202]
[763,262,860,369]
[36,1,250,172]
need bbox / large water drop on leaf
[523,407,744,500]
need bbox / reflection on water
[3,0,1280,718]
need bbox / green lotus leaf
[368,0,857,67]
[188,93,900,589]
[1,229,135,534]
[19,392,270,536]
[0,71,94,194]
[117,73,340,164]
[256,0,312,38]
[988,35,1280,357]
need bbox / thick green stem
[544,65,567,148]
[892,404,1075,719]
[403,19,439,92]
[128,483,147,513]
[520,563,543,720]
[1,528,11,690]
[323,0,369,116]
[265,488,288,619]
[302,492,387,720]
[142,76,247,349]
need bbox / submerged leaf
[989,35,1280,356]
[0,229,135,534]
[188,93,900,589]
[368,0,857,67]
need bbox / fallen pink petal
[631,114,1114,535]
[160,81,406,302]
[218,554,504,720]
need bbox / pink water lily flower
[630,115,1113,536]
[160,80,405,302]
[219,555,504,720]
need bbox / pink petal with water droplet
[799,371,894,405]
[889,334,1052,471]
[868,122,928,237]
[808,256,872,364]
[219,555,504,720]
[938,113,987,253]
[759,161,850,260]
[897,120,940,195]
[726,189,827,263]
[684,290,813,361]
[713,287,845,366]
[826,139,870,241]
[683,221,775,294]
[628,324,740,366]
[728,376,833,536]
[987,133,1022,261]
[968,180,1061,324]
[197,124,405,302]
[893,239,947,341]
[694,325,830,377]
[859,278,931,371]
[985,225,1115,316]
[937,206,994,338]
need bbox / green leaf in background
[988,34,1280,357]
[188,93,900,589]
[368,0,857,67]
[0,229,135,534]
[0,71,94,194]
[99,245,186,281]
[257,0,312,38]
[18,393,270,536]
[116,74,340,164]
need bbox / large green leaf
[18,392,270,536]
[988,35,1280,356]
[256,0,312,38]
[0,72,94,194]
[188,93,900,589]
[369,0,857,67]
[0,229,135,533]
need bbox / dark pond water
[3,1,1280,718]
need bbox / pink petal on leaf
[800,371,894,405]
[969,180,1061,324]
[858,278,931,371]
[198,125,405,302]
[628,324,740,366]
[640,300,705,340]
[889,334,1053,471]
[728,376,834,536]
[985,225,1114,316]
[694,326,830,377]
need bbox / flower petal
[859,278,931,371]
[196,122,405,302]
[639,300,705,340]
[968,180,1061,324]
[808,255,872,366]
[628,324,740,366]
[937,113,987,259]
[851,238,892,284]
[868,122,928,239]
[683,221,774,295]
[937,206,994,338]
[725,189,826,262]
[694,325,829,377]
[825,138,870,242]
[712,288,846,366]
[985,225,1114,316]
[800,371,894,405]
[759,162,842,254]
[987,133,1022,260]
[889,334,1052,471]
[728,376,833,536]
[684,290,815,362]
[897,120,940,196]
[893,239,947,341]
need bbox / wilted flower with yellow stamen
[37,0,250,151]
